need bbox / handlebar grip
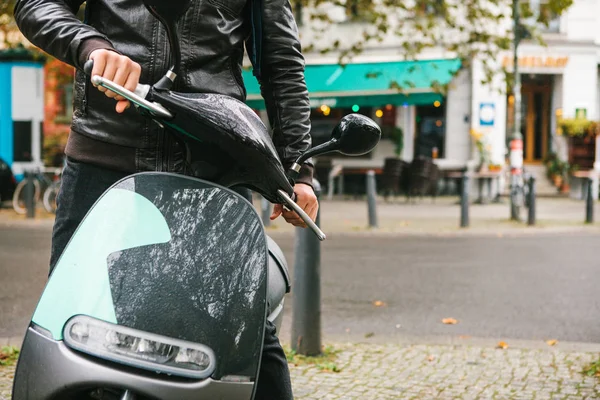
[84,60,94,76]
[277,189,326,241]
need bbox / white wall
[562,52,598,120]
[401,106,416,162]
[563,0,599,42]
[597,67,600,121]
[11,66,44,175]
[470,58,507,166]
[550,74,568,160]
[444,67,472,163]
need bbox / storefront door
[521,81,551,163]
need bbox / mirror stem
[288,140,339,180]
[294,140,339,167]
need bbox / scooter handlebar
[82,60,172,119]
[83,60,326,242]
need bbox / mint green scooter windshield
[32,187,172,338]
[29,172,269,380]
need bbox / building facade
[242,0,600,192]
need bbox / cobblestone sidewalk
[2,342,599,399]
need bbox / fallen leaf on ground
[497,341,509,349]
[428,355,435,362]
[364,332,375,338]
[546,339,558,346]
[442,318,458,325]
[373,300,386,307]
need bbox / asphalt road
[1,222,599,344]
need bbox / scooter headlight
[64,315,216,379]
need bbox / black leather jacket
[14,0,313,183]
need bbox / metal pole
[460,173,469,228]
[291,179,322,356]
[527,176,536,226]
[24,171,35,219]
[261,196,271,227]
[366,170,378,228]
[586,177,594,224]
[510,0,524,221]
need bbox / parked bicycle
[42,168,62,213]
[509,167,530,221]
[12,167,62,214]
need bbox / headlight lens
[64,315,216,379]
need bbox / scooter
[11,1,381,399]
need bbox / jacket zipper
[81,0,92,115]
[160,21,171,172]
[82,79,89,114]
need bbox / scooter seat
[266,236,290,317]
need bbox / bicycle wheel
[43,183,59,213]
[13,179,41,215]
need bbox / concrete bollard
[291,178,322,356]
[24,171,35,219]
[460,173,469,228]
[366,170,378,228]
[527,176,536,226]
[586,177,594,224]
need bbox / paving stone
[2,343,600,399]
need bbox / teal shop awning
[242,58,462,110]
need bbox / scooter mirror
[142,0,192,22]
[292,114,381,167]
[331,114,381,156]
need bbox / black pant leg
[49,158,128,273]
[254,320,294,400]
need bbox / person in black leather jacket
[14,0,317,398]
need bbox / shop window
[539,1,560,32]
[415,102,446,159]
[522,0,560,33]
[292,1,303,26]
[415,0,445,17]
[13,121,33,162]
[345,0,374,22]
[55,83,74,124]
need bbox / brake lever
[277,189,326,241]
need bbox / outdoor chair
[381,158,404,200]
[406,156,440,203]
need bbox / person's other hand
[271,183,318,228]
[89,49,142,114]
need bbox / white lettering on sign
[310,98,338,107]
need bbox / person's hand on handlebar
[89,49,142,114]
[271,183,318,228]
